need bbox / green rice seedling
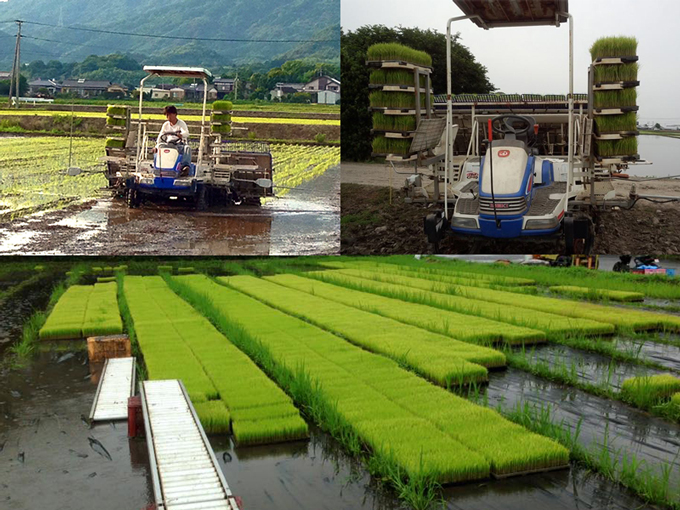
[103,266,113,273]
[369,69,426,87]
[177,267,195,274]
[211,124,232,134]
[157,265,173,273]
[82,282,123,337]
[372,137,412,155]
[372,113,417,132]
[313,270,613,338]
[232,415,309,445]
[671,393,680,408]
[92,267,103,274]
[595,113,637,133]
[105,138,125,149]
[97,276,116,283]
[590,36,638,60]
[211,114,232,123]
[264,274,545,346]
[596,137,638,157]
[194,400,231,434]
[367,43,432,67]
[593,89,637,109]
[324,268,680,332]
[106,105,128,116]
[34,265,45,272]
[593,63,639,83]
[106,117,126,127]
[39,285,93,340]
[369,91,426,109]
[222,275,500,385]
[550,285,643,302]
[621,374,680,408]
[170,274,570,486]
[212,100,234,112]
[125,275,307,444]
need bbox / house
[214,78,235,98]
[169,87,186,100]
[181,83,217,101]
[270,82,305,101]
[0,71,12,81]
[28,78,61,96]
[303,75,340,104]
[61,79,112,97]
[107,84,128,97]
[151,88,172,100]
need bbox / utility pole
[8,20,23,109]
[234,73,238,101]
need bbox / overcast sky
[343,0,680,126]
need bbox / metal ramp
[141,380,238,510]
[89,357,136,422]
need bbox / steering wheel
[491,115,533,136]
[160,132,182,144]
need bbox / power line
[22,34,118,52]
[21,19,337,43]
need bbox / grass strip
[621,374,680,408]
[170,274,568,488]
[312,270,614,338]
[550,285,644,302]
[221,275,500,386]
[328,268,680,332]
[265,273,545,345]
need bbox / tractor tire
[196,185,208,211]
[126,189,140,208]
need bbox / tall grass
[372,112,416,132]
[590,36,638,59]
[367,43,432,67]
[550,285,644,302]
[621,374,680,408]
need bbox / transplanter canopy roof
[142,66,213,80]
[453,0,569,28]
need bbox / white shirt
[157,118,190,145]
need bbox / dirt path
[341,181,680,255]
[0,166,339,256]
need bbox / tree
[655,123,662,130]
[341,25,495,161]
[0,74,28,96]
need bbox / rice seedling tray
[368,84,433,94]
[491,462,570,479]
[593,106,639,115]
[594,132,639,140]
[593,56,639,65]
[369,107,417,115]
[366,60,433,72]
[371,130,416,138]
[371,153,418,161]
[593,81,640,90]
[596,155,639,164]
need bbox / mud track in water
[0,166,339,256]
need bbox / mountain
[0,0,340,69]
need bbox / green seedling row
[596,137,638,157]
[106,105,127,116]
[369,69,426,87]
[105,138,125,149]
[593,89,637,109]
[334,260,535,286]
[82,282,123,337]
[194,400,231,434]
[367,43,433,67]
[672,393,680,408]
[593,63,639,83]
[621,374,680,408]
[328,268,680,332]
[124,276,307,443]
[222,275,502,386]
[595,112,637,133]
[372,112,416,132]
[311,270,614,338]
[550,285,644,302]
[173,275,569,483]
[106,117,126,127]
[39,283,122,340]
[372,136,412,155]
[212,100,234,112]
[369,91,426,109]
[590,36,638,59]
[265,274,545,345]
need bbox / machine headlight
[173,179,192,187]
[452,216,478,229]
[140,177,154,185]
[524,217,560,230]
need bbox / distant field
[0,97,339,114]
[0,110,339,126]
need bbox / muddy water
[0,165,339,256]
[486,368,680,491]
[614,337,680,373]
[520,344,666,389]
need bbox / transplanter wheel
[126,189,140,208]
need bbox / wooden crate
[87,334,131,363]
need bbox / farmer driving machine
[102,66,273,209]
[366,0,679,254]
